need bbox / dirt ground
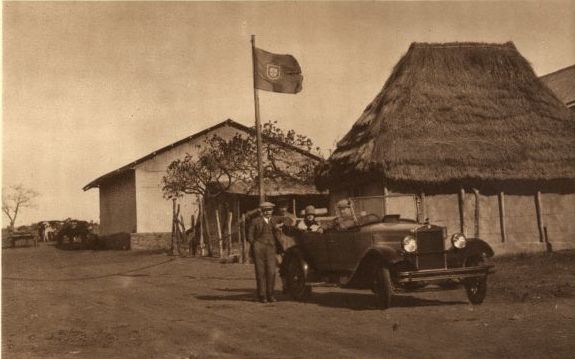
[2,244,574,359]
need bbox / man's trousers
[252,242,277,298]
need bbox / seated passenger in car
[333,199,357,230]
[296,205,323,233]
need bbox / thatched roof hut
[317,42,575,194]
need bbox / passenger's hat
[259,201,275,209]
[304,205,316,215]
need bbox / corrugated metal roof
[540,65,575,107]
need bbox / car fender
[460,238,495,261]
[343,246,404,289]
[281,246,310,279]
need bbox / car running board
[305,282,340,288]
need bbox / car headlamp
[402,235,417,253]
[451,233,467,249]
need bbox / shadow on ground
[195,287,466,310]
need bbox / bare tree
[2,184,39,230]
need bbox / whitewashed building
[84,119,326,249]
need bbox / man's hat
[259,201,275,209]
[304,205,316,215]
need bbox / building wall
[134,125,240,233]
[99,171,137,235]
[330,180,574,255]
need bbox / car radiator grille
[416,229,445,270]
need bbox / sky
[3,1,575,227]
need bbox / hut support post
[473,188,480,237]
[292,198,297,217]
[458,188,466,235]
[498,192,506,243]
[535,191,544,243]
[383,186,389,216]
[420,191,426,223]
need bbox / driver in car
[333,199,357,230]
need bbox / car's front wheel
[374,266,393,309]
[464,256,487,304]
[286,256,311,300]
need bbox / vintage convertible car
[280,202,495,309]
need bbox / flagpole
[251,35,265,204]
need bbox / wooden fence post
[171,198,177,255]
[189,214,196,256]
[227,211,233,257]
[241,214,247,263]
[215,209,223,258]
[199,198,205,256]
[203,207,213,257]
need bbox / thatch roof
[317,42,575,192]
[540,65,575,109]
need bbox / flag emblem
[253,47,303,94]
[266,64,281,80]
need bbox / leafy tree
[2,184,39,230]
[162,121,322,199]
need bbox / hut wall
[424,194,461,238]
[330,181,574,255]
[476,194,501,246]
[540,192,575,250]
[501,195,542,253]
[99,171,137,235]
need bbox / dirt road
[2,245,574,359]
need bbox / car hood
[359,222,423,234]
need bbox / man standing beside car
[247,202,282,303]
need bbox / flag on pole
[253,48,303,94]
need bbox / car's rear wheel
[286,256,311,300]
[374,266,393,309]
[464,256,487,305]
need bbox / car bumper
[396,265,495,283]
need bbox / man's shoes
[267,296,277,303]
[258,297,268,303]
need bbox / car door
[299,231,330,272]
[327,230,370,272]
